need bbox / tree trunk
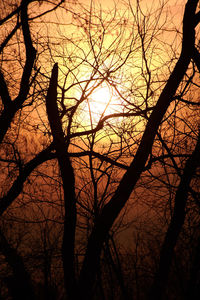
[78,1,199,298]
[45,63,77,299]
[149,129,200,299]
[0,228,35,300]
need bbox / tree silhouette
[1,0,200,299]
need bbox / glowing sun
[87,83,118,122]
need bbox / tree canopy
[0,0,200,299]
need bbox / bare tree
[1,1,200,300]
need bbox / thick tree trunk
[0,0,36,144]
[78,1,199,298]
[45,63,77,299]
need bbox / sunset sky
[1,1,200,299]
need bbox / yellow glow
[89,86,111,113]
[86,83,120,124]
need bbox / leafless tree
[1,1,200,300]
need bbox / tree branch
[149,129,200,299]
[0,145,55,216]
[192,47,200,73]
[0,0,36,144]
[15,0,36,106]
[70,109,152,139]
[0,227,35,300]
[78,1,199,298]
[0,70,12,108]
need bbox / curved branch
[0,145,55,216]
[0,0,36,144]
[15,0,36,105]
[70,109,152,139]
[78,1,199,298]
[0,20,21,54]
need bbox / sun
[76,81,123,128]
[86,83,118,123]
